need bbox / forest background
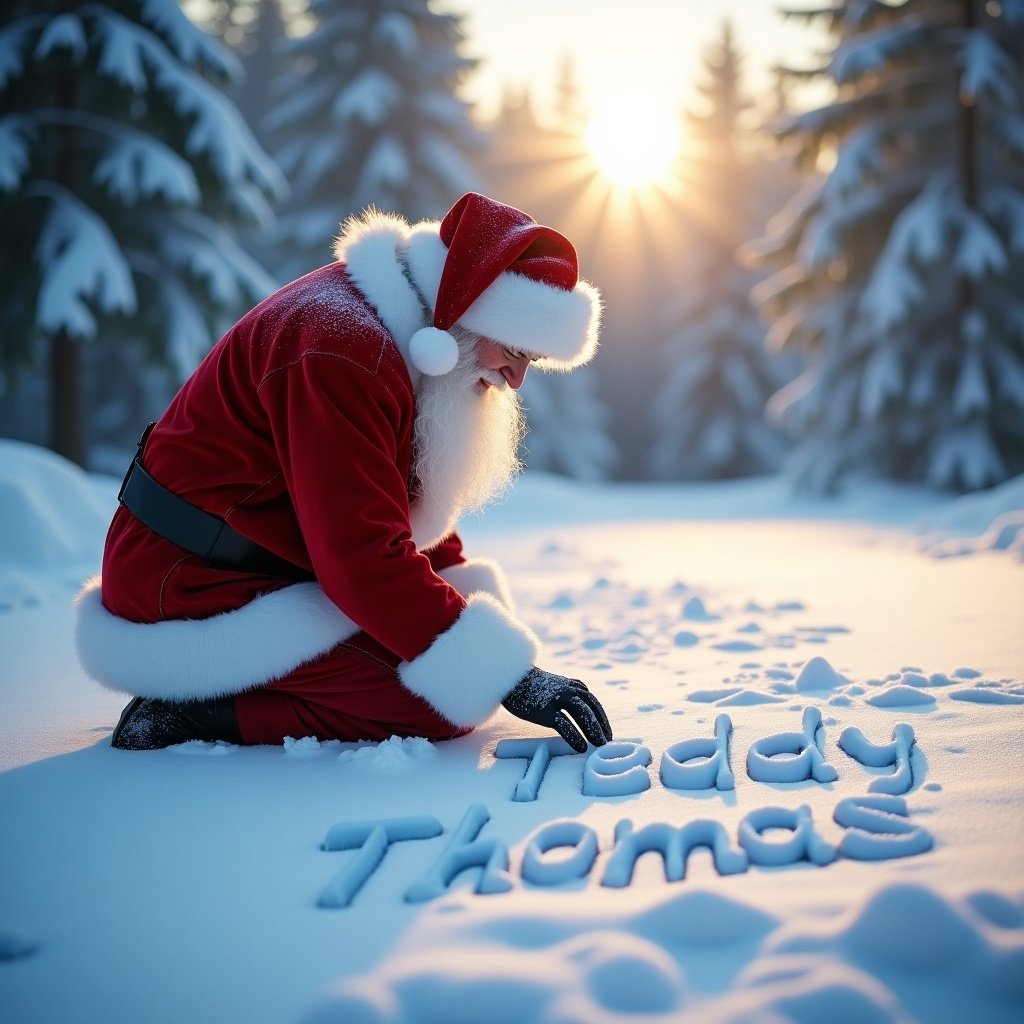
[1,0,1021,494]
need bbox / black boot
[111,695,243,750]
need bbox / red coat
[75,234,538,730]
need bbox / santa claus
[74,193,614,753]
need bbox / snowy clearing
[0,440,1022,1023]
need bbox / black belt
[118,423,314,581]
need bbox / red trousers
[234,631,472,745]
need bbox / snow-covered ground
[1,437,1022,1023]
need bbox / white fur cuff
[74,577,359,701]
[436,558,515,612]
[398,592,538,729]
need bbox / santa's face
[472,338,537,394]
[411,330,528,524]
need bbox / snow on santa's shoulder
[0,440,1021,1024]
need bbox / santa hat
[404,193,601,376]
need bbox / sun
[585,97,681,189]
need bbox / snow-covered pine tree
[554,51,588,133]
[480,76,617,481]
[748,0,1024,492]
[649,22,795,480]
[264,0,484,281]
[0,0,283,466]
[518,366,618,482]
[232,0,289,143]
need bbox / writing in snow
[317,707,933,908]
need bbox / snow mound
[283,736,341,757]
[966,891,1024,929]
[769,882,1024,977]
[302,884,1024,1024]
[759,883,1024,1015]
[168,740,237,756]
[714,689,785,707]
[688,687,741,703]
[725,960,908,1024]
[949,687,1024,706]
[915,475,1024,560]
[953,666,982,679]
[634,889,778,948]
[842,884,992,970]
[712,639,761,652]
[0,439,113,568]
[794,656,845,692]
[0,440,115,609]
[302,930,689,1024]
[682,595,717,621]
[865,686,936,708]
[336,735,438,773]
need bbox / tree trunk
[50,43,86,465]
[957,0,978,317]
[50,328,86,465]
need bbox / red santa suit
[74,195,600,744]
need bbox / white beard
[412,328,526,528]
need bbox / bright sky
[440,0,829,124]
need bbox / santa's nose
[501,358,530,391]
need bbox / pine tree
[649,22,795,480]
[553,52,587,133]
[0,0,283,465]
[233,0,289,142]
[480,80,617,481]
[265,0,484,281]
[518,370,617,481]
[182,0,259,48]
[749,0,1024,492]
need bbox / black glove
[501,667,613,753]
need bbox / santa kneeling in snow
[75,193,614,754]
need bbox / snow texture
[582,742,653,797]
[1,443,1022,1024]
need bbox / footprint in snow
[713,640,762,653]
[0,929,38,961]
[687,687,741,703]
[949,688,1024,705]
[715,690,786,707]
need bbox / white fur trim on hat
[463,274,600,369]
[436,558,515,612]
[409,326,459,376]
[398,592,538,728]
[404,223,601,370]
[404,224,446,316]
[74,577,359,701]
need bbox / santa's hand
[501,667,613,753]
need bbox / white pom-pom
[409,326,459,376]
